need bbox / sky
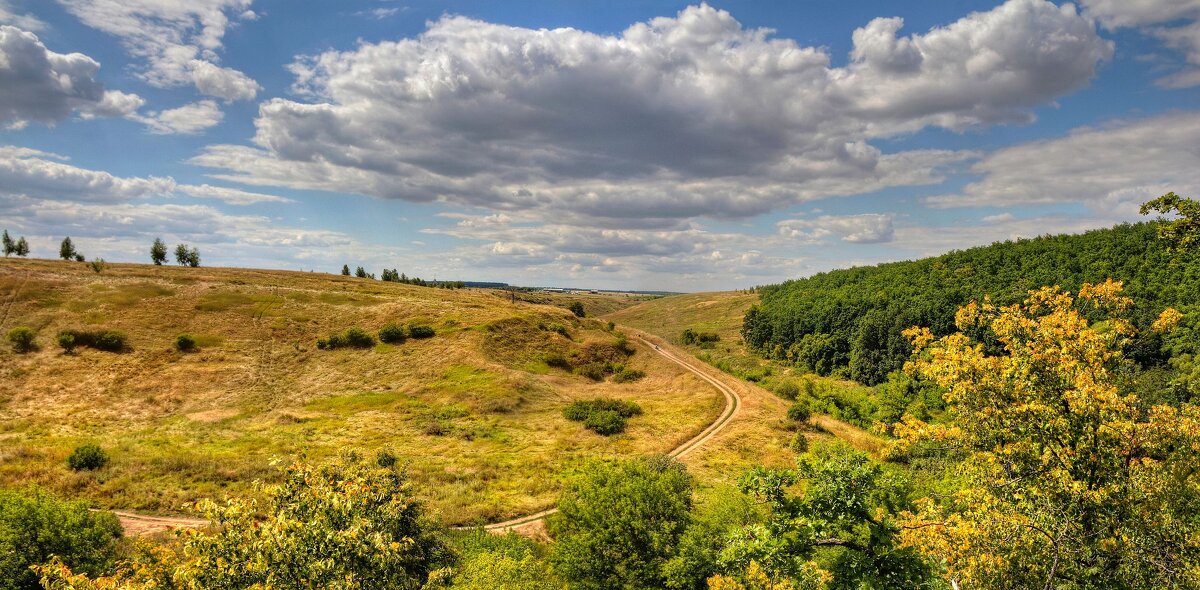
[0,0,1198,291]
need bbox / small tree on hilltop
[14,236,28,257]
[355,266,368,278]
[150,238,167,265]
[174,244,189,265]
[341,264,351,276]
[1,229,13,256]
[59,237,77,261]
[186,247,200,267]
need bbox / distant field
[605,292,883,456]
[0,259,722,525]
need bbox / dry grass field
[0,258,723,525]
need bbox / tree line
[342,264,466,289]
[743,220,1200,385]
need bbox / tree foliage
[1141,192,1200,252]
[173,244,200,267]
[41,455,450,590]
[150,238,167,265]
[0,488,121,590]
[549,456,694,589]
[745,222,1199,384]
[59,237,77,261]
[895,281,1200,588]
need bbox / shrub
[318,328,375,350]
[375,450,397,468]
[175,334,196,352]
[543,322,570,337]
[575,362,607,381]
[787,399,812,423]
[564,398,642,435]
[567,301,586,317]
[613,368,646,383]
[379,323,407,344]
[88,257,105,274]
[57,332,76,354]
[408,324,435,339]
[776,380,800,400]
[92,331,127,352]
[0,488,122,590]
[790,432,810,453]
[543,351,572,370]
[67,444,109,471]
[583,410,626,435]
[7,326,36,353]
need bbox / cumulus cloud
[927,111,1200,215]
[0,25,144,127]
[777,214,895,244]
[136,99,224,134]
[56,0,261,100]
[0,145,288,205]
[193,0,1107,227]
[1081,0,1200,88]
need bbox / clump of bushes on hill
[67,444,109,471]
[564,398,643,435]
[56,329,128,353]
[575,362,608,381]
[317,327,376,350]
[379,324,407,344]
[681,328,721,347]
[613,368,646,383]
[7,326,36,353]
[407,324,436,339]
[175,334,197,352]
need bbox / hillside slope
[0,259,721,525]
[745,222,1200,384]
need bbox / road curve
[475,332,741,533]
[110,331,742,537]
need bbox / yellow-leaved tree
[893,280,1200,588]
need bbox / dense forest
[743,222,1200,385]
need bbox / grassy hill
[0,258,727,525]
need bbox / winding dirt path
[109,330,743,537]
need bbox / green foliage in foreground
[66,445,108,472]
[744,222,1199,384]
[56,329,128,353]
[42,456,450,590]
[7,326,36,353]
[549,456,694,589]
[0,488,121,590]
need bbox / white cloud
[137,99,223,134]
[927,111,1200,215]
[0,145,289,205]
[1081,0,1200,87]
[355,7,401,20]
[0,0,45,31]
[56,0,261,100]
[777,214,896,244]
[0,25,144,127]
[194,0,1107,228]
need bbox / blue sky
[1,0,1198,291]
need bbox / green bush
[375,450,397,468]
[7,326,36,353]
[175,334,196,352]
[613,368,646,383]
[568,301,585,318]
[67,444,109,471]
[564,398,642,435]
[379,324,407,344]
[56,329,127,353]
[0,488,122,590]
[56,332,76,354]
[317,328,375,350]
[583,410,627,435]
[574,362,607,381]
[408,324,436,339]
[787,400,812,423]
[790,432,810,453]
[776,380,800,400]
[543,352,572,370]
